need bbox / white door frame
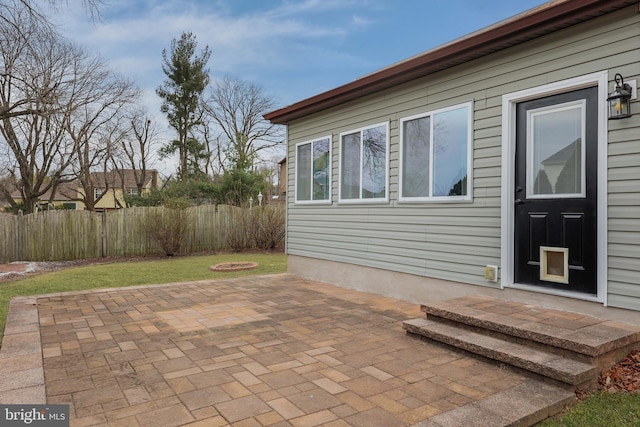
[500,71,608,304]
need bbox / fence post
[213,204,217,250]
[101,210,107,258]
[16,210,24,261]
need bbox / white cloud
[37,0,383,175]
[51,0,370,91]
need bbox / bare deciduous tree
[1,0,103,26]
[0,1,134,213]
[0,7,86,213]
[113,108,161,202]
[64,56,140,212]
[0,4,58,122]
[194,102,221,176]
[203,76,283,172]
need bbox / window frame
[338,122,390,204]
[398,101,474,203]
[294,135,333,204]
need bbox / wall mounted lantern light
[607,73,632,120]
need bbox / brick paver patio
[7,274,530,426]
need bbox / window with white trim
[339,122,389,202]
[399,102,473,201]
[295,136,331,203]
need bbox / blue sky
[48,0,546,171]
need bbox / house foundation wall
[288,254,640,326]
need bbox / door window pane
[530,103,584,196]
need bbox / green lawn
[536,391,640,426]
[0,252,287,345]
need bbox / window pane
[296,143,311,201]
[433,107,468,197]
[402,117,430,197]
[312,138,330,200]
[341,132,361,199]
[531,106,582,195]
[362,126,386,199]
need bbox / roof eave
[264,0,636,125]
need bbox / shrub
[224,205,285,252]
[141,199,191,256]
[248,205,286,251]
[225,208,252,252]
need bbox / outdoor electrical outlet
[484,265,498,282]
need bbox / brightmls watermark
[0,405,69,426]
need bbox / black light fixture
[607,73,632,120]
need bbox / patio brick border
[0,295,45,403]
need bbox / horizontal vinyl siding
[284,6,640,301]
[608,123,640,309]
[607,3,640,310]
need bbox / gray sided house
[265,0,640,320]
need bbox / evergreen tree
[217,168,266,207]
[156,32,211,180]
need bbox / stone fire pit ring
[210,262,258,272]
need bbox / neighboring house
[265,0,640,317]
[277,158,287,200]
[11,169,160,211]
[11,181,82,211]
[88,169,160,212]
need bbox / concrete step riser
[425,314,593,363]
[421,304,640,359]
[403,318,597,387]
[425,314,640,372]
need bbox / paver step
[420,297,640,358]
[403,317,598,386]
[411,379,576,427]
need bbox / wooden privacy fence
[0,204,281,262]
